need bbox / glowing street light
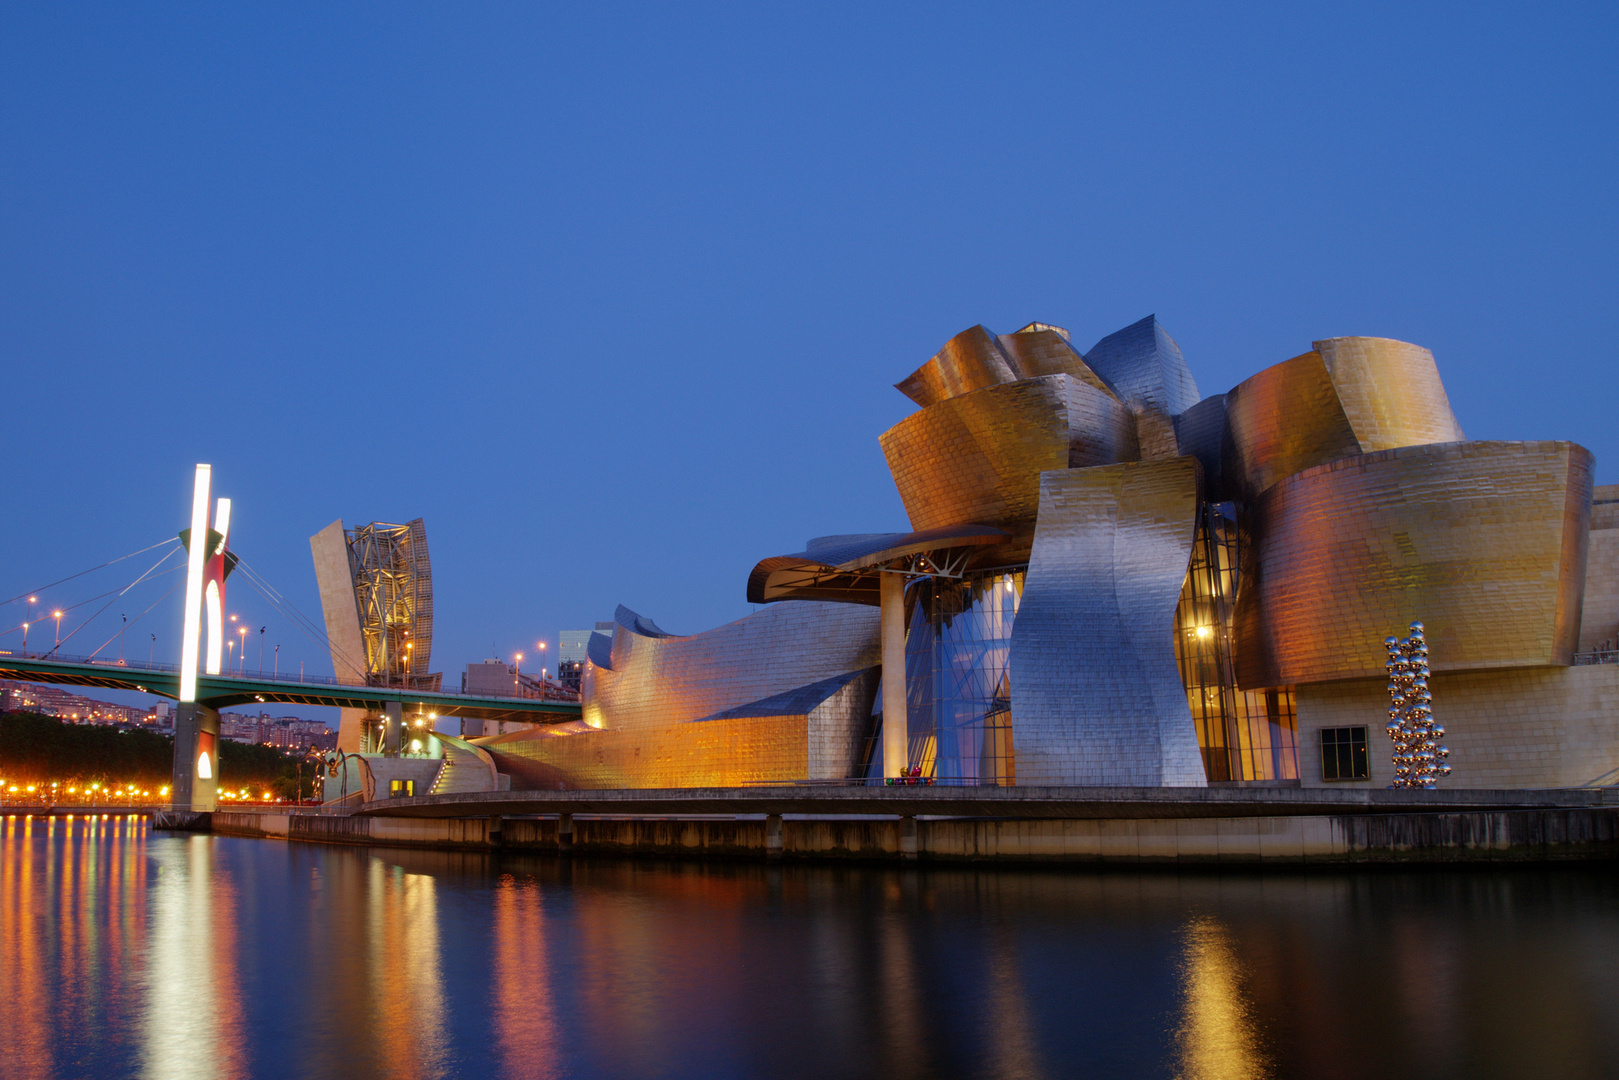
[53,610,63,648]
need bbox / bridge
[0,650,579,725]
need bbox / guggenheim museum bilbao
[479,316,1618,791]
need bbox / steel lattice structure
[346,519,439,691]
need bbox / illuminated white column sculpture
[172,464,222,813]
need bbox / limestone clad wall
[1579,485,1619,652]
[1295,664,1619,788]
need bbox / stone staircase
[429,734,503,795]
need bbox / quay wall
[208,807,1619,865]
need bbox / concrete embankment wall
[208,808,1619,864]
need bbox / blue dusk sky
[1,3,1614,713]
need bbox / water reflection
[141,835,247,1080]
[1174,916,1269,1080]
[1,821,1617,1080]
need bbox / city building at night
[475,317,1617,790]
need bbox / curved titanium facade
[1009,457,1207,786]
[997,326,1119,398]
[880,374,1139,538]
[1224,338,1467,502]
[1081,315,1201,416]
[1313,337,1465,451]
[1234,440,1594,688]
[1224,351,1364,502]
[895,325,1019,408]
[583,601,881,733]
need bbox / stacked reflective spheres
[1385,622,1451,789]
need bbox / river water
[1,815,1616,1080]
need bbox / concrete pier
[200,785,1619,865]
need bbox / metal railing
[1573,648,1618,666]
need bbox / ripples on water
[1,815,1616,1080]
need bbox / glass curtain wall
[1173,502,1299,782]
[894,570,1023,785]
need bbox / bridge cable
[229,557,370,682]
[0,536,180,610]
[45,546,185,658]
[0,565,183,643]
[84,577,184,661]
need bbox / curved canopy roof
[746,524,1009,605]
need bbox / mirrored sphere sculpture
[1385,621,1451,788]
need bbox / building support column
[880,571,909,779]
[557,813,574,855]
[487,815,503,846]
[899,815,918,860]
[170,701,220,812]
[383,700,402,757]
[765,813,783,859]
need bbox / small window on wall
[1321,727,1369,781]
[389,779,414,798]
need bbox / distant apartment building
[218,711,338,752]
[0,680,147,725]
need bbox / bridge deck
[0,653,580,723]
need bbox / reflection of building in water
[469,320,1618,790]
[1174,916,1271,1080]
[364,858,450,1076]
[493,879,560,1079]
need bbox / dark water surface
[2,815,1617,1080]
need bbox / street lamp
[53,610,63,648]
[238,626,248,675]
[227,638,235,673]
[22,622,29,653]
[514,652,523,694]
[258,626,265,675]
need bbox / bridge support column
[557,813,574,855]
[765,813,783,860]
[171,702,220,813]
[899,815,918,861]
[487,815,503,846]
[383,701,402,757]
[880,571,909,779]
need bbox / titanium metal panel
[997,327,1119,399]
[1224,351,1363,502]
[880,374,1139,540]
[1224,339,1467,502]
[1082,315,1202,416]
[1313,337,1465,451]
[895,325,1018,408]
[1233,441,1595,688]
[1009,457,1207,786]
[581,601,881,734]
[1173,394,1230,500]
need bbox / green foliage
[0,711,301,789]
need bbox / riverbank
[195,785,1619,864]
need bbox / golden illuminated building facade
[480,317,1619,790]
